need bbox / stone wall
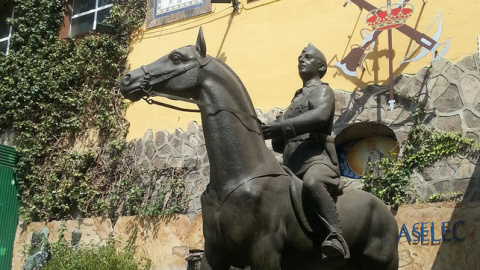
[12,202,480,269]
[333,55,480,142]
[124,123,210,218]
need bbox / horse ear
[196,27,207,57]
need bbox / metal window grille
[0,9,14,55]
[70,0,113,36]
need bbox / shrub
[43,229,150,270]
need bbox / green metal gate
[0,144,18,270]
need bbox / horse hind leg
[357,196,399,269]
[385,251,399,270]
[358,235,399,270]
[359,256,399,270]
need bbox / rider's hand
[261,123,283,140]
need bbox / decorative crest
[336,0,451,111]
[366,2,414,31]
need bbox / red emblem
[366,5,414,31]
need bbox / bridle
[137,48,264,127]
[138,47,210,113]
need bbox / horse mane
[211,56,249,97]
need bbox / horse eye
[171,54,182,63]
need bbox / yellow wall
[125,0,480,140]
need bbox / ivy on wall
[0,0,151,222]
[363,107,480,207]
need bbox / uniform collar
[294,81,328,97]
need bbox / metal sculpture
[120,28,399,270]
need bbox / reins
[145,92,263,126]
[143,92,202,113]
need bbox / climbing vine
[363,106,480,207]
[0,0,151,222]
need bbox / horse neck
[198,60,283,190]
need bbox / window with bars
[0,7,13,54]
[70,0,113,36]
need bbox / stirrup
[321,233,350,259]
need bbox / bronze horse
[120,28,399,270]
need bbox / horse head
[120,28,211,102]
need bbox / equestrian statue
[120,28,399,270]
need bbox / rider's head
[298,43,327,80]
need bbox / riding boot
[307,181,347,259]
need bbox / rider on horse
[261,43,347,259]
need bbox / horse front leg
[200,256,232,270]
[249,234,283,270]
[199,255,213,270]
[200,248,231,270]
